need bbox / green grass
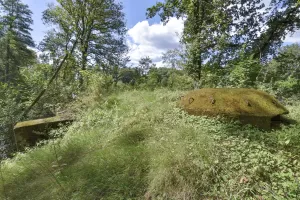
[1,89,300,199]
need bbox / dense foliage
[147,0,300,83]
[0,0,35,83]
[0,0,299,198]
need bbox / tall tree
[252,0,300,59]
[0,0,35,83]
[24,0,128,116]
[138,56,156,75]
[147,0,267,82]
[42,0,128,74]
[162,47,185,69]
[263,44,300,95]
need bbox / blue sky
[22,0,300,66]
[122,0,161,28]
[23,0,177,66]
[23,0,162,44]
[22,0,53,43]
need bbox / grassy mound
[1,89,300,199]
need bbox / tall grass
[0,89,300,199]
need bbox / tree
[119,67,141,85]
[147,0,269,82]
[162,47,185,69]
[0,0,35,83]
[138,56,156,75]
[262,44,300,96]
[0,0,36,154]
[252,0,300,59]
[227,55,262,87]
[42,0,128,74]
[23,0,128,116]
[275,44,300,80]
[39,30,70,66]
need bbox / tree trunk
[5,38,10,83]
[198,56,202,82]
[81,45,88,70]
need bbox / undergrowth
[0,89,300,199]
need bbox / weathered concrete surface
[14,116,74,149]
[179,88,289,130]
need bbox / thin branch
[22,38,78,118]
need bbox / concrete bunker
[14,115,74,149]
[179,88,289,130]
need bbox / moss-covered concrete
[14,116,74,149]
[179,88,289,129]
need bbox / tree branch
[22,38,78,118]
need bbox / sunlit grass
[1,89,300,199]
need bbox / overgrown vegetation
[1,0,300,199]
[0,90,299,199]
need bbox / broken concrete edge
[14,115,75,131]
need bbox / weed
[0,89,299,199]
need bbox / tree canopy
[42,0,128,72]
[147,0,300,82]
[0,0,35,83]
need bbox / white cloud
[262,0,271,6]
[126,3,300,66]
[127,17,184,67]
[284,31,300,43]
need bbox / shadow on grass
[60,127,151,199]
[223,118,300,155]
